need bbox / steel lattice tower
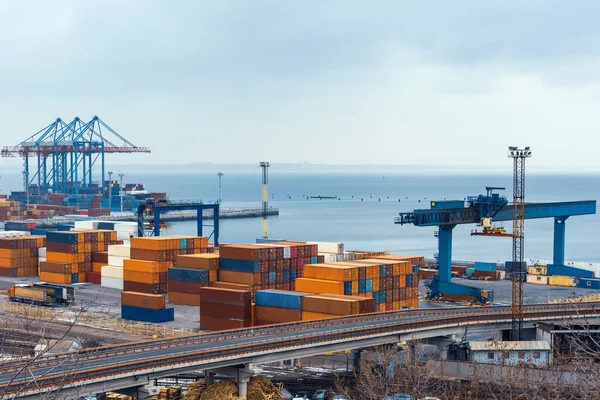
[260,162,270,239]
[509,146,531,341]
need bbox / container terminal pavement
[1,302,599,399]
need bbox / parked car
[293,391,310,400]
[386,394,412,400]
[312,390,327,400]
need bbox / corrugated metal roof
[467,341,550,351]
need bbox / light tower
[508,146,531,341]
[108,171,113,204]
[118,173,125,213]
[217,172,224,204]
[259,162,270,239]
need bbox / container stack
[0,200,23,222]
[199,287,252,331]
[301,294,376,320]
[254,289,310,325]
[0,236,45,277]
[295,256,419,311]
[98,244,130,289]
[473,262,497,280]
[124,236,209,294]
[41,230,117,284]
[217,243,322,300]
[168,254,219,306]
[87,250,108,284]
[309,241,354,263]
[121,291,174,323]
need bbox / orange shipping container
[92,262,104,273]
[40,271,71,284]
[46,252,79,264]
[399,275,406,287]
[130,237,169,251]
[123,259,168,273]
[121,291,166,310]
[301,311,339,321]
[0,258,19,268]
[123,270,162,284]
[176,254,219,270]
[169,292,201,306]
[218,270,261,285]
[0,249,20,258]
[303,264,353,281]
[295,278,344,295]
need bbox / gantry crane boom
[260,161,270,239]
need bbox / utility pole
[108,171,113,204]
[259,162,270,239]
[217,172,224,204]
[118,173,125,213]
[508,146,531,341]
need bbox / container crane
[395,188,596,303]
[1,116,150,198]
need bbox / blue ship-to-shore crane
[395,187,596,302]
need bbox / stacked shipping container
[168,254,219,306]
[124,236,208,294]
[199,287,251,331]
[0,200,23,222]
[295,256,419,311]
[301,294,376,320]
[0,236,45,277]
[121,291,174,323]
[40,230,117,284]
[217,243,324,301]
[254,289,310,325]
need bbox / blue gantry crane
[1,116,150,198]
[395,188,596,303]
[136,199,220,246]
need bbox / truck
[8,283,75,306]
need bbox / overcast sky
[1,1,599,172]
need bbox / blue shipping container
[344,281,352,295]
[505,261,526,273]
[47,231,79,244]
[283,270,290,283]
[179,239,187,249]
[366,279,373,292]
[373,291,380,304]
[291,270,297,281]
[268,271,276,284]
[57,225,74,231]
[31,228,54,236]
[168,268,209,284]
[255,289,310,310]
[98,222,115,230]
[219,258,261,273]
[547,264,594,279]
[380,265,386,277]
[121,305,175,323]
[71,274,78,283]
[578,278,600,289]
[474,262,497,272]
[358,280,366,294]
[412,265,419,273]
[380,290,386,303]
[406,274,413,287]
[311,256,318,264]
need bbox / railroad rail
[0,302,598,398]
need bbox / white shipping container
[38,247,46,258]
[308,242,344,254]
[101,266,123,279]
[108,245,131,258]
[259,243,291,259]
[526,275,549,285]
[108,256,126,267]
[0,231,31,237]
[101,277,123,290]
[74,220,101,230]
[343,252,355,262]
[318,253,336,263]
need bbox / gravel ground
[0,274,597,334]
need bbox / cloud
[0,1,599,171]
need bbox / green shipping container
[466,268,475,276]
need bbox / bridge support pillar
[208,364,254,399]
[438,224,456,283]
[204,371,215,385]
[427,336,456,360]
[352,349,362,373]
[553,216,568,266]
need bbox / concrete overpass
[0,302,598,399]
